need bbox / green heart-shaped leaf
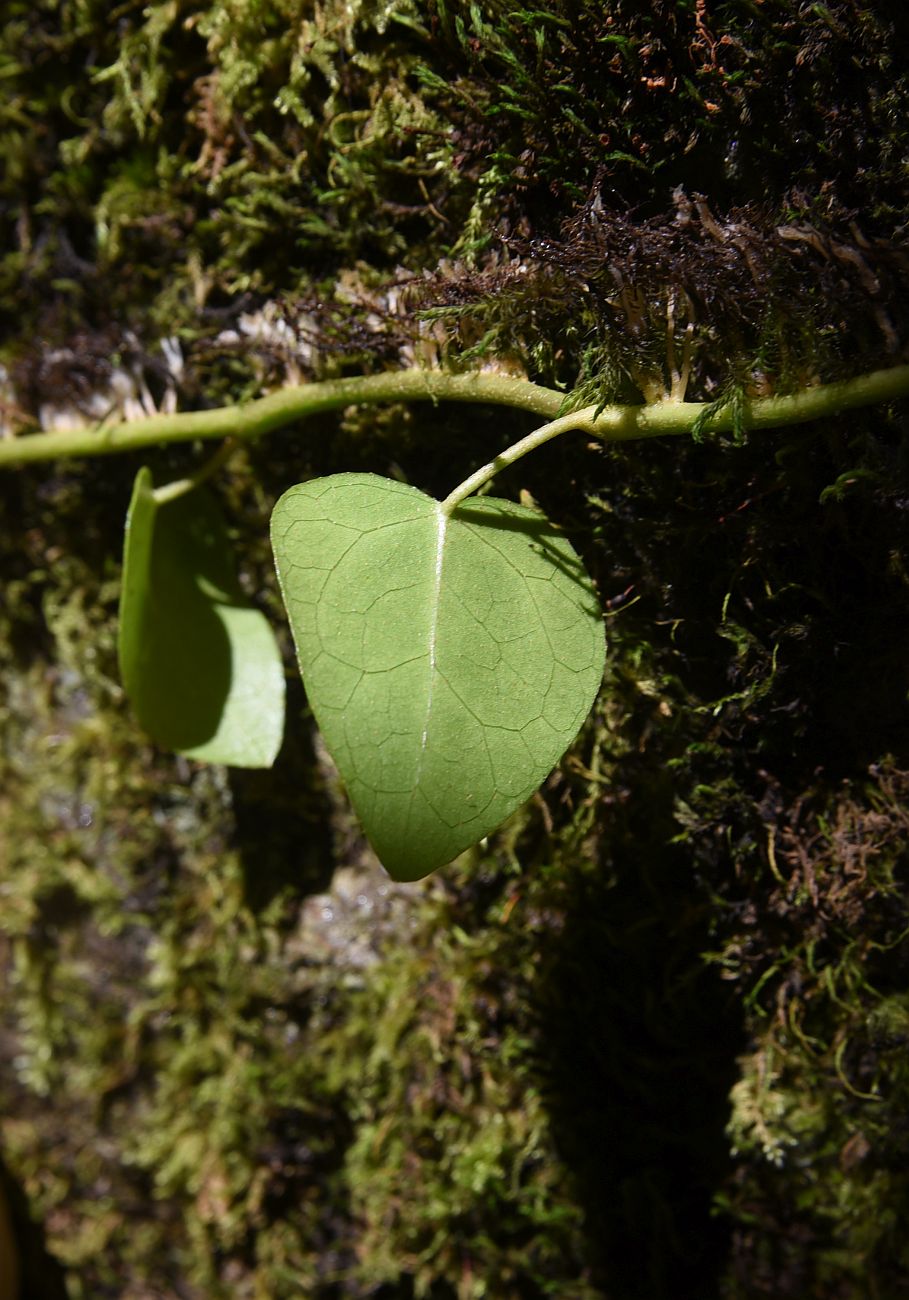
[271,473,604,880]
[119,467,285,767]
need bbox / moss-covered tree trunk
[2,3,909,1296]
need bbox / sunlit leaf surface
[271,473,604,879]
[119,467,284,767]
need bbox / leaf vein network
[461,521,540,584]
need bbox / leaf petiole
[151,438,240,505]
[439,409,589,513]
[441,361,909,506]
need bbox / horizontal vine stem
[0,371,562,468]
[440,362,909,505]
[568,363,909,441]
[1,363,908,470]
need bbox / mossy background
[2,2,909,1296]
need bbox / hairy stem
[1,364,908,471]
[0,371,562,468]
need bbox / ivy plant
[3,362,909,879]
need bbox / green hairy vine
[3,360,909,879]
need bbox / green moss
[5,2,907,406]
[5,417,909,1295]
[0,461,610,1297]
[3,3,909,1298]
[1,0,462,364]
[714,766,909,1296]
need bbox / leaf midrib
[417,504,448,771]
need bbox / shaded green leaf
[119,467,284,767]
[271,473,604,880]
